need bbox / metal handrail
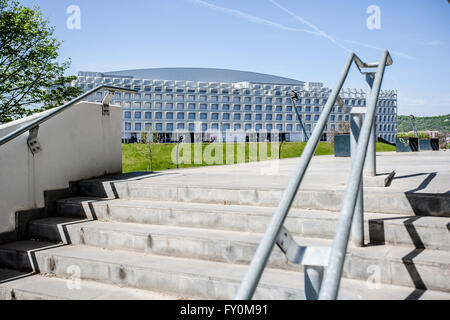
[235,51,392,300]
[0,85,137,147]
[318,50,391,300]
[235,52,355,300]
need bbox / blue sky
[22,0,450,116]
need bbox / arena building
[72,68,398,143]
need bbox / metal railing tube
[318,50,390,300]
[235,53,356,300]
[0,85,137,147]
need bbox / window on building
[256,114,262,121]
[245,105,252,111]
[200,113,207,120]
[166,123,174,131]
[135,112,142,119]
[177,123,185,130]
[155,112,162,119]
[245,113,252,121]
[233,104,241,111]
[135,123,142,131]
[234,123,241,130]
[223,113,230,120]
[177,103,184,110]
[166,103,173,109]
[188,113,196,120]
[175,112,184,120]
[255,124,262,131]
[276,114,283,121]
[166,112,173,120]
[124,111,131,119]
[234,113,241,121]
[266,114,272,121]
[211,123,219,130]
[145,112,151,119]
[125,122,131,131]
[286,114,293,121]
[212,113,219,120]
[211,104,219,110]
[245,124,252,131]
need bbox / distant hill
[397,114,450,133]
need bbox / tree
[0,0,81,123]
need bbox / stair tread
[24,244,450,300]
[0,240,59,252]
[57,197,450,227]
[0,269,181,300]
[24,217,450,267]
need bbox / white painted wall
[0,102,122,236]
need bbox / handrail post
[318,50,391,300]
[350,110,364,247]
[234,53,355,300]
[365,73,377,177]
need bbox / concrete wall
[0,102,122,238]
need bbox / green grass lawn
[122,142,395,173]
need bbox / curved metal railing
[235,50,392,300]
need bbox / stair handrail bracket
[235,51,393,301]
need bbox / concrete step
[26,218,450,292]
[2,243,450,300]
[0,240,58,271]
[76,178,450,217]
[0,269,181,300]
[57,198,450,251]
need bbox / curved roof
[103,68,304,85]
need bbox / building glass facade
[73,69,398,143]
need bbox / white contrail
[186,0,319,35]
[342,39,415,60]
[268,0,352,52]
[187,0,414,60]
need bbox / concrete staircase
[1,159,450,300]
